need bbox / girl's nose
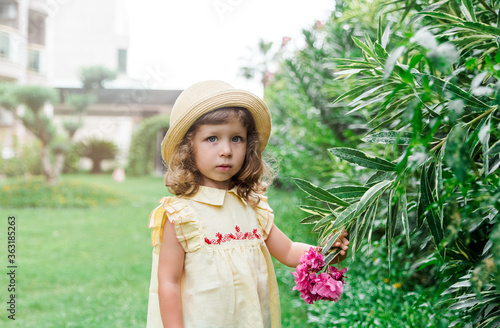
[219,141,232,157]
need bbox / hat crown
[170,80,234,127]
[162,80,271,164]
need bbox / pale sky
[125,0,334,96]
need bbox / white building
[0,0,49,160]
[48,0,130,87]
[0,0,178,171]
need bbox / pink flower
[299,247,325,272]
[315,20,325,30]
[281,36,291,47]
[327,266,347,283]
[291,247,347,304]
[312,273,344,302]
[291,264,314,291]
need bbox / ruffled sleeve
[148,197,202,252]
[255,195,275,239]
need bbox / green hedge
[127,115,169,176]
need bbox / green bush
[127,115,169,176]
[307,237,453,327]
[0,139,42,177]
[280,0,500,326]
[76,138,118,174]
[62,142,82,174]
[258,0,500,326]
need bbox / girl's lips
[216,165,232,171]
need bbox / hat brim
[161,88,271,164]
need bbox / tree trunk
[40,144,66,185]
[91,160,102,174]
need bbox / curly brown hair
[164,107,273,205]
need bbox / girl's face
[192,119,247,189]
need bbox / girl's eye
[207,136,218,142]
[232,136,243,142]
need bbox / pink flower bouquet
[291,247,347,304]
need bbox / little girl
[147,80,349,328]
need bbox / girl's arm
[157,219,185,328]
[265,224,349,267]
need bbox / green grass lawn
[0,174,319,327]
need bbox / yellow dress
[147,186,281,328]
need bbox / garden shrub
[261,0,500,326]
[0,139,42,177]
[76,138,118,174]
[127,115,169,176]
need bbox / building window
[118,48,127,74]
[28,49,40,72]
[27,46,45,73]
[0,1,18,29]
[0,31,9,58]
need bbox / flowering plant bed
[292,247,347,304]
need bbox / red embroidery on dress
[204,225,261,245]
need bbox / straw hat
[161,80,272,164]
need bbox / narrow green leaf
[401,192,410,246]
[449,280,472,289]
[333,68,366,79]
[352,36,376,59]
[384,46,406,80]
[409,54,424,68]
[367,94,413,128]
[323,249,342,267]
[293,178,350,207]
[350,84,386,107]
[350,209,360,259]
[460,22,500,37]
[347,91,393,115]
[297,205,331,216]
[322,229,343,255]
[331,202,358,231]
[486,140,500,155]
[417,11,464,23]
[477,313,500,328]
[420,164,444,245]
[414,73,490,109]
[354,201,377,252]
[481,115,492,176]
[374,41,389,60]
[420,0,450,14]
[312,214,334,232]
[365,171,396,186]
[387,188,399,246]
[367,198,379,246]
[377,16,382,44]
[460,0,476,22]
[411,253,438,272]
[447,299,480,310]
[331,82,377,105]
[329,58,375,65]
[362,131,413,145]
[300,214,321,225]
[326,185,369,199]
[329,147,396,171]
[355,180,392,217]
[381,22,392,49]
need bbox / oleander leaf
[329,147,396,171]
[293,178,350,207]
